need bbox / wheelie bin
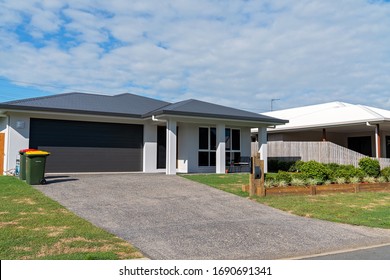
[25,150,50,185]
[18,149,38,180]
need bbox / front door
[386,136,390,158]
[157,126,166,169]
[156,126,179,169]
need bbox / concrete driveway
[35,173,390,259]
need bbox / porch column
[216,123,226,174]
[376,124,381,158]
[322,128,327,141]
[166,119,177,175]
[258,127,268,173]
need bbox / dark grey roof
[149,99,287,124]
[1,92,170,118]
[1,92,287,125]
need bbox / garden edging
[259,182,390,196]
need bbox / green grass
[182,173,250,197]
[0,176,143,260]
[182,173,390,229]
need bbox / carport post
[166,119,177,175]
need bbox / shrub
[290,172,309,181]
[330,165,365,181]
[264,180,275,188]
[264,173,278,181]
[291,178,306,187]
[358,158,380,177]
[300,161,331,181]
[362,176,376,183]
[306,178,321,186]
[349,177,361,184]
[381,167,390,178]
[276,180,288,187]
[275,171,292,184]
[324,163,341,173]
[377,176,387,183]
[288,160,304,172]
[335,177,346,184]
[324,180,332,185]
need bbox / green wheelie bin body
[19,149,38,180]
[25,151,50,185]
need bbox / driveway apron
[35,174,390,259]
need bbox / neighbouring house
[0,92,286,175]
[252,101,390,169]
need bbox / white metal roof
[257,101,390,132]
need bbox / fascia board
[0,105,143,120]
[151,113,287,127]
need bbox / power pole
[271,98,280,111]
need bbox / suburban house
[0,92,286,175]
[252,101,390,168]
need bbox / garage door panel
[30,119,142,149]
[40,146,142,172]
[30,118,143,172]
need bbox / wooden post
[354,184,360,193]
[310,186,317,195]
[249,153,265,196]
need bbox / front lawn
[0,176,143,260]
[182,173,390,229]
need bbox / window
[198,127,216,166]
[225,128,241,165]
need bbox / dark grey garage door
[29,118,143,172]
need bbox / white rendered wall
[143,122,159,173]
[177,123,190,173]
[166,119,177,175]
[7,113,30,171]
[0,116,8,174]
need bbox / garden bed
[265,182,390,196]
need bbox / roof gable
[148,99,287,124]
[2,92,170,118]
[1,92,287,125]
[263,101,390,131]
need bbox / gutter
[151,115,166,122]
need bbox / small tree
[358,158,380,177]
[300,160,330,181]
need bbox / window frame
[198,127,217,167]
[225,128,241,165]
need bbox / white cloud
[0,0,390,111]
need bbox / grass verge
[182,173,390,229]
[0,176,143,260]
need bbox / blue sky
[1,0,390,112]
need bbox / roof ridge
[356,104,385,119]
[3,92,79,105]
[165,99,195,108]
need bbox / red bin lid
[19,148,38,153]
